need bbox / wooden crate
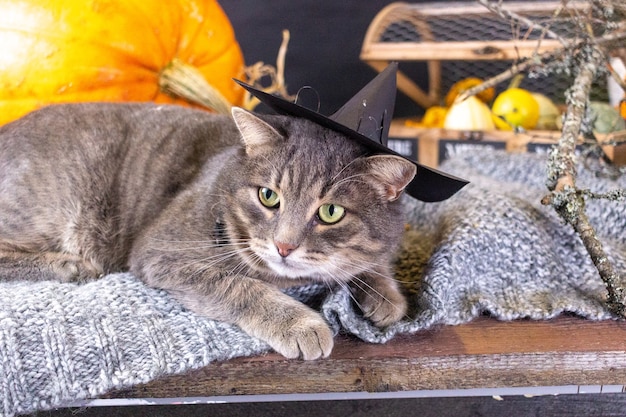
[363,2,624,168]
[360,1,608,108]
[389,121,626,168]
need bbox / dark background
[220,0,438,118]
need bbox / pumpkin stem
[159,58,232,114]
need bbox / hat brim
[234,79,468,202]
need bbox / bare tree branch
[473,1,626,316]
[455,49,560,103]
[541,44,626,315]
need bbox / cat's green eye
[258,187,280,208]
[317,203,345,225]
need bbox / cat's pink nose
[275,241,298,258]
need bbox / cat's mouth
[247,243,321,279]
[263,256,317,279]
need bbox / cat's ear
[231,107,284,155]
[363,155,417,201]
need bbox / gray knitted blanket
[1,149,624,416]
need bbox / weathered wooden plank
[105,317,626,399]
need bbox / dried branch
[473,1,626,316]
[455,49,559,103]
[476,0,570,46]
[546,47,601,192]
[541,44,626,316]
[243,30,295,110]
[457,6,626,104]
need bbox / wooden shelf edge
[104,316,626,399]
[361,40,561,61]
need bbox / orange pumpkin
[0,0,245,125]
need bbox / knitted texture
[1,149,624,416]
[324,149,624,341]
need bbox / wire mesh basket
[361,1,609,109]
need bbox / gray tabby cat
[0,102,414,360]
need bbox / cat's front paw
[242,305,334,360]
[272,310,334,360]
[357,284,407,328]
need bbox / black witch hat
[234,62,468,202]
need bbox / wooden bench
[104,316,626,400]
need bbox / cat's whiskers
[330,156,363,183]
[340,257,415,285]
[229,249,262,277]
[311,263,367,313]
[234,240,282,276]
[188,245,255,277]
[148,236,250,244]
[178,249,242,272]
[169,244,252,278]
[327,260,408,318]
[148,241,249,252]
[192,255,248,280]
[188,237,270,279]
[146,236,250,251]
[181,250,250,281]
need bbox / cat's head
[220,108,416,284]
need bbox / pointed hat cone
[329,62,396,146]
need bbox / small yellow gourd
[492,88,540,130]
[421,106,448,128]
[443,96,495,131]
[531,93,560,130]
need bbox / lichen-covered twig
[541,45,626,316]
[470,0,626,317]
